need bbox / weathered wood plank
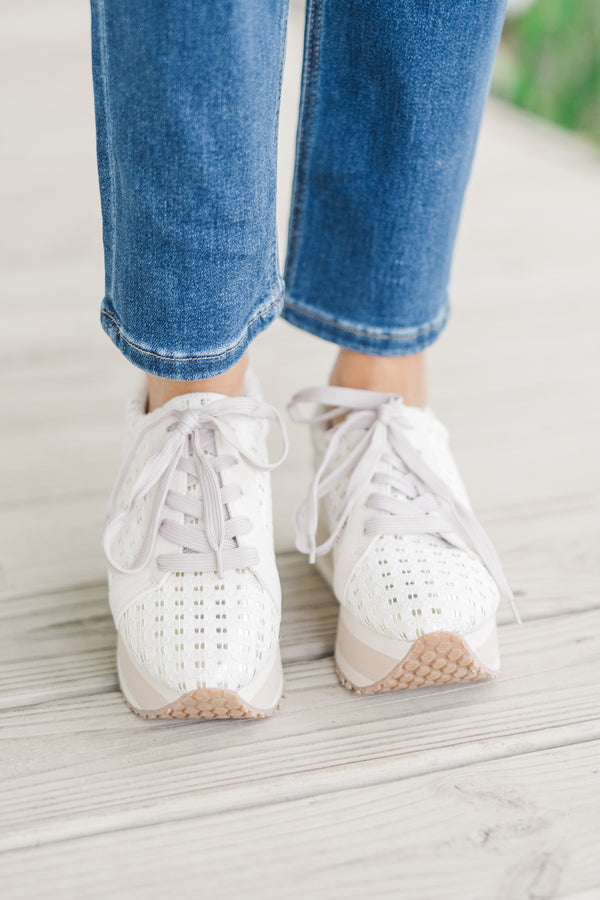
[0,523,598,712]
[0,608,598,851]
[2,740,599,900]
[0,531,598,712]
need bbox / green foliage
[497,0,600,143]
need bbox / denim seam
[269,1,290,292]
[283,295,448,342]
[284,0,324,286]
[96,0,117,296]
[101,290,283,363]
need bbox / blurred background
[499,0,600,144]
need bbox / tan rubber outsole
[336,630,497,695]
[127,687,282,720]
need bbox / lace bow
[288,386,521,623]
[102,397,288,578]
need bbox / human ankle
[329,349,427,408]
[146,353,248,412]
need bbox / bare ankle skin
[146,353,248,413]
[329,349,427,409]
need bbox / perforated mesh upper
[110,385,279,693]
[317,407,500,641]
[109,429,158,575]
[345,534,499,640]
[119,571,278,692]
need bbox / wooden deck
[1,2,600,897]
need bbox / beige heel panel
[118,637,282,719]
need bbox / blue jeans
[91,0,506,380]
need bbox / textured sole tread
[127,687,280,720]
[336,630,498,695]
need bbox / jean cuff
[281,296,450,356]
[100,286,284,381]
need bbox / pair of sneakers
[102,369,518,719]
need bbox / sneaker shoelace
[102,397,288,578]
[288,386,521,623]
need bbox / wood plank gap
[2,718,599,854]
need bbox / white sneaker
[102,370,287,719]
[288,386,520,695]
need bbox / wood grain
[2,740,599,900]
[1,607,598,852]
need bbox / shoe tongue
[321,400,431,445]
[156,391,227,414]
[136,391,230,441]
[399,403,428,426]
[150,393,228,516]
